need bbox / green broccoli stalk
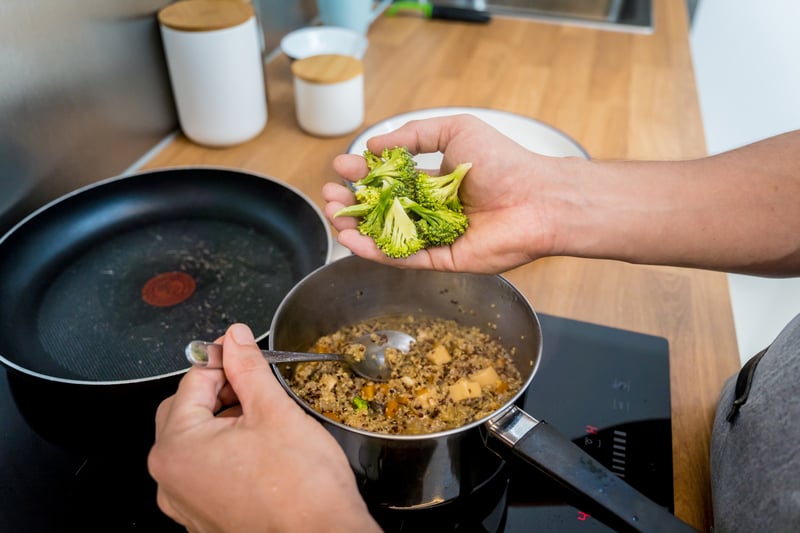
[332,185,381,219]
[415,162,473,212]
[400,197,469,247]
[354,182,396,239]
[375,196,425,258]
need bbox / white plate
[347,107,588,168]
[280,27,369,61]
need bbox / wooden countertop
[143,1,739,529]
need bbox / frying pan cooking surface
[0,168,331,383]
[38,218,296,380]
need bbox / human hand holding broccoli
[323,113,566,274]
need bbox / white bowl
[280,27,369,61]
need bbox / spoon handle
[185,340,343,369]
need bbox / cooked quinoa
[284,314,523,435]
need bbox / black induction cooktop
[0,313,672,532]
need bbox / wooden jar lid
[158,0,254,32]
[291,54,364,85]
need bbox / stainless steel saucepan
[269,255,695,532]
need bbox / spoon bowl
[185,329,415,382]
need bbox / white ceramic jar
[291,54,364,137]
[158,0,267,147]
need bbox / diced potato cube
[469,366,501,387]
[426,345,452,365]
[448,378,482,402]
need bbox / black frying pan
[0,167,331,449]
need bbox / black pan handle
[386,3,491,23]
[431,6,491,23]
[485,406,697,533]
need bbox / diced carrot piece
[385,399,399,418]
[414,389,437,409]
[322,412,341,422]
[361,383,375,401]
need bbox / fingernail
[230,323,255,345]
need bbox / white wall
[690,0,800,363]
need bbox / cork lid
[291,54,364,84]
[158,0,254,32]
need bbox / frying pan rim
[0,166,333,386]
[0,164,334,254]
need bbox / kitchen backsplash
[0,0,315,235]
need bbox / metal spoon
[185,330,415,382]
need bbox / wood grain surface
[143,1,739,529]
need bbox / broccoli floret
[400,197,469,247]
[375,196,425,258]
[357,147,418,195]
[415,162,472,212]
[352,396,369,411]
[334,146,417,236]
[355,185,381,204]
[362,149,383,170]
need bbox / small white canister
[291,54,364,137]
[158,0,267,147]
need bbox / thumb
[221,323,292,415]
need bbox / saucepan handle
[485,406,697,533]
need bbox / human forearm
[324,116,800,277]
[547,131,800,275]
